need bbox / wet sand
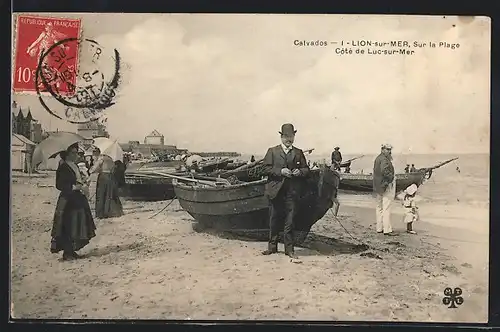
[10,172,488,322]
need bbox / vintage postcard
[10,13,490,323]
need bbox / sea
[240,153,490,233]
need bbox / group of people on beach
[50,144,126,261]
[261,123,420,260]
[48,123,421,262]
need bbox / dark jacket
[113,161,126,188]
[373,153,395,194]
[331,150,342,164]
[262,145,310,200]
[51,162,91,237]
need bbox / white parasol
[32,132,88,167]
[92,137,124,162]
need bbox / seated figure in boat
[261,123,310,260]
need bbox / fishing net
[247,164,267,179]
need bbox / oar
[427,157,459,171]
[127,171,226,182]
[146,170,231,186]
[339,155,364,167]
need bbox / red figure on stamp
[13,15,81,94]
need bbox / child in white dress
[403,184,419,234]
[77,162,91,198]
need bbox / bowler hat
[334,147,340,150]
[279,123,297,136]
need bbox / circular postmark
[35,37,121,124]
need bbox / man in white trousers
[373,143,397,236]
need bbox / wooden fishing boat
[339,172,426,192]
[173,165,339,243]
[224,160,248,170]
[338,157,459,193]
[197,158,231,173]
[122,161,188,201]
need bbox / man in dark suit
[261,123,310,259]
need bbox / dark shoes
[261,249,278,255]
[62,251,82,261]
[384,232,397,236]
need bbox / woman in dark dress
[50,144,96,261]
[89,149,124,219]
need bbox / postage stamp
[36,38,121,123]
[13,15,81,94]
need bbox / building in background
[120,131,187,159]
[77,120,109,140]
[12,133,36,173]
[11,101,43,144]
[144,129,164,145]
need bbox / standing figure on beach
[331,147,342,171]
[373,143,396,236]
[89,148,124,219]
[329,165,341,217]
[402,184,419,234]
[404,164,410,173]
[113,160,127,189]
[410,164,417,173]
[50,143,96,261]
[261,123,310,259]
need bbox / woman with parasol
[50,143,96,260]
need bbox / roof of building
[146,129,164,137]
[13,133,36,146]
[12,107,36,121]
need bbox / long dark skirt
[95,172,124,218]
[51,191,96,253]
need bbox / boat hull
[174,167,339,243]
[339,172,426,193]
[122,168,188,201]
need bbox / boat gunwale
[174,178,268,191]
[173,168,330,192]
[340,172,425,180]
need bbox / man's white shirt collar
[281,144,293,154]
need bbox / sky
[12,14,491,155]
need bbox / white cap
[381,143,393,150]
[404,184,418,195]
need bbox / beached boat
[338,157,459,193]
[173,165,339,243]
[197,158,231,173]
[339,172,426,192]
[122,161,188,201]
[224,160,248,170]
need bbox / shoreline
[11,174,488,322]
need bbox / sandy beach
[10,171,488,322]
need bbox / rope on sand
[329,209,368,247]
[148,196,177,219]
